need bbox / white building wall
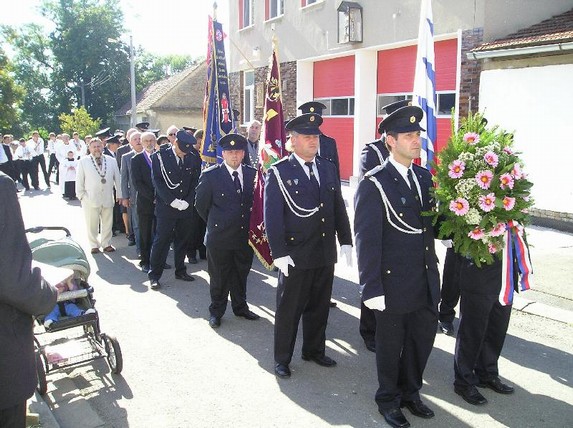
[479,64,573,214]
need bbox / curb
[513,295,573,324]
[28,392,60,428]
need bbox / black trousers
[359,301,377,345]
[15,160,32,190]
[47,153,59,183]
[137,210,155,267]
[63,181,76,198]
[454,292,512,388]
[207,245,253,318]
[374,304,437,411]
[149,215,193,280]
[0,401,26,428]
[187,206,206,258]
[33,154,49,186]
[274,265,334,365]
[438,247,462,323]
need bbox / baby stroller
[27,226,123,396]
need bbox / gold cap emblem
[310,116,315,122]
[410,116,416,123]
[310,107,315,112]
[407,101,412,106]
[230,140,235,146]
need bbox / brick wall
[459,28,484,118]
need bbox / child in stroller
[43,276,96,329]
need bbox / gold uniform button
[320,203,324,207]
[221,193,225,196]
[386,270,391,274]
[241,214,244,218]
[241,226,244,229]
[322,233,326,237]
[290,237,295,241]
[425,246,429,251]
[295,190,299,194]
[425,265,429,270]
[215,224,218,227]
[423,227,427,232]
[399,213,403,217]
[321,218,325,222]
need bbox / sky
[0,0,230,58]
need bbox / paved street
[19,183,573,428]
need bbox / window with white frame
[268,0,284,19]
[376,92,456,117]
[243,70,255,124]
[240,0,253,29]
[302,0,319,6]
[317,98,355,116]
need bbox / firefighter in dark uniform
[148,130,201,290]
[358,99,413,353]
[264,113,353,379]
[195,134,260,329]
[298,101,340,179]
[354,106,440,428]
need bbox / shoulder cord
[368,176,422,235]
[157,151,180,190]
[270,166,320,218]
[370,144,385,165]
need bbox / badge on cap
[310,107,315,112]
[230,140,235,146]
[310,116,315,122]
[410,116,416,123]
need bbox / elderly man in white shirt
[76,138,122,254]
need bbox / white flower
[464,208,482,225]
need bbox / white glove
[339,245,353,267]
[273,256,295,277]
[170,199,183,209]
[441,239,453,248]
[364,296,386,312]
[178,200,190,211]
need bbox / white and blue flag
[413,0,437,169]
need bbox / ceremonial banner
[249,38,287,269]
[413,0,437,169]
[201,16,234,165]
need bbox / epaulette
[364,163,385,178]
[271,157,289,169]
[203,164,219,173]
[243,164,257,172]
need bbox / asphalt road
[18,183,573,428]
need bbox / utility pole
[130,35,137,128]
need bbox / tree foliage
[135,52,197,92]
[0,47,24,133]
[59,106,101,137]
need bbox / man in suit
[195,134,260,328]
[354,106,440,428]
[0,171,58,427]
[148,130,201,290]
[0,134,17,183]
[298,101,340,179]
[76,138,123,254]
[121,131,143,253]
[358,99,413,353]
[186,129,206,264]
[241,119,261,169]
[264,113,353,379]
[130,132,157,273]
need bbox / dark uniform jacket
[359,139,389,177]
[195,163,256,250]
[151,145,201,219]
[354,160,440,313]
[318,134,340,179]
[264,154,352,270]
[0,173,57,410]
[116,144,132,169]
[130,151,155,215]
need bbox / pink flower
[448,160,465,178]
[478,193,496,212]
[490,222,506,237]
[468,227,485,240]
[475,170,493,189]
[503,196,516,211]
[503,146,514,155]
[463,132,480,145]
[499,173,515,190]
[511,164,523,179]
[449,198,470,216]
[488,243,498,254]
[484,151,499,167]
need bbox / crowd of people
[1,101,524,428]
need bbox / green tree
[59,106,101,137]
[0,47,24,133]
[135,52,197,92]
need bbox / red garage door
[313,56,355,180]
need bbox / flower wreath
[431,112,534,267]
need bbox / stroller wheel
[102,334,123,374]
[36,351,48,396]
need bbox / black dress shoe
[209,315,221,328]
[329,300,337,308]
[175,272,195,281]
[188,256,198,264]
[379,408,410,428]
[275,363,291,378]
[478,377,514,394]
[128,239,136,246]
[140,264,150,273]
[439,320,455,336]
[164,263,172,269]
[235,310,260,320]
[301,354,337,367]
[455,385,488,405]
[364,340,376,353]
[401,399,435,418]
[150,279,161,290]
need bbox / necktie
[177,156,183,169]
[305,161,319,190]
[96,157,102,167]
[232,171,241,194]
[407,169,421,206]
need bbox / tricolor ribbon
[499,220,533,305]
